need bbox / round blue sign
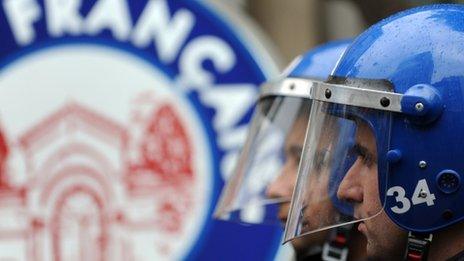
[0,0,283,260]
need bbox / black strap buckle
[405,232,433,261]
[322,226,351,261]
[322,242,348,261]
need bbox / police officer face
[265,115,305,223]
[337,121,407,260]
[300,119,338,233]
[266,115,328,252]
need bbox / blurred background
[0,1,460,261]
[245,0,464,64]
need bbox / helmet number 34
[387,179,436,214]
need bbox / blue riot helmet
[213,40,352,228]
[284,4,464,259]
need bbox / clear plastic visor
[214,95,311,226]
[284,99,391,241]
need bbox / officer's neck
[428,222,464,261]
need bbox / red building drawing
[0,101,197,260]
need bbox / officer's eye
[284,146,303,164]
[352,144,376,168]
[313,149,329,173]
[290,146,303,162]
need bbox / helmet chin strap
[405,232,433,261]
[322,225,351,261]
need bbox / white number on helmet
[387,179,436,214]
[411,179,436,206]
[386,186,411,214]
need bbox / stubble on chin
[365,215,408,261]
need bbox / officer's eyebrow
[285,145,303,160]
[353,143,377,164]
[353,143,368,155]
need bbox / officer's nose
[337,158,363,203]
[266,162,293,199]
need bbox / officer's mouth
[277,213,287,227]
[357,221,367,236]
[354,213,368,236]
[277,202,290,227]
[279,218,287,228]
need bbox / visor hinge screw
[419,161,427,169]
[325,89,332,99]
[289,83,295,90]
[419,189,428,198]
[380,97,390,107]
[415,102,425,112]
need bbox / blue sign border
[0,1,284,260]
